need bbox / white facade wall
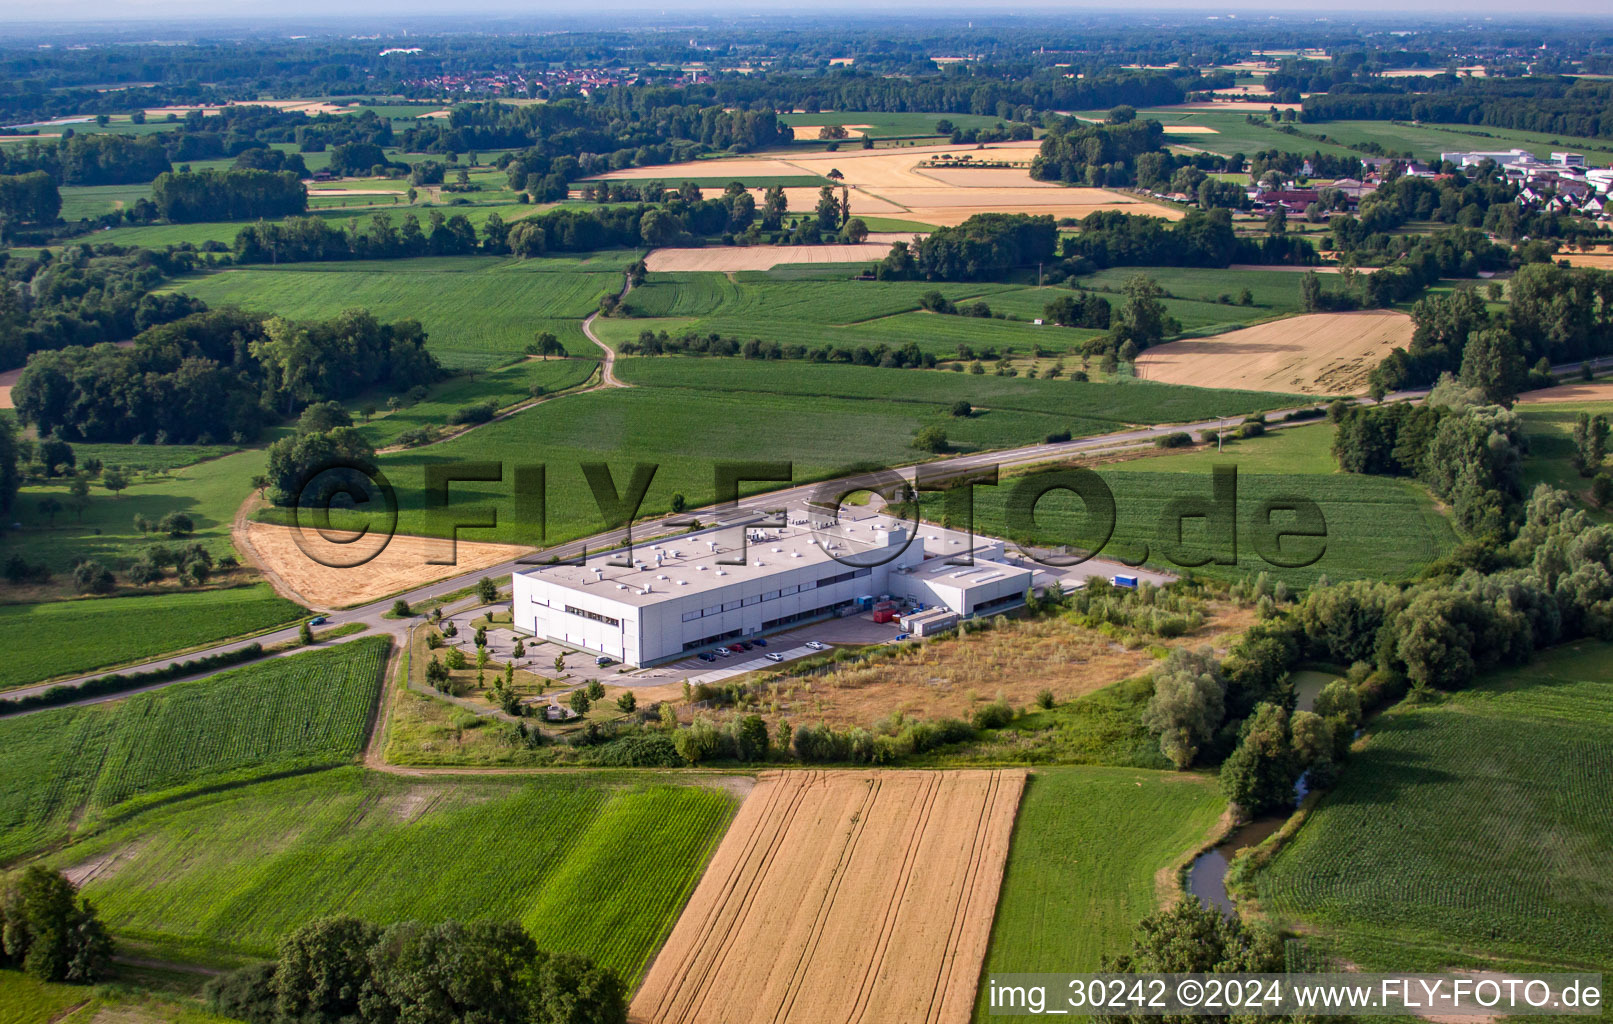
[513,530,926,666]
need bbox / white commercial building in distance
[512,514,1036,667]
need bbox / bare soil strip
[630,768,1026,1024]
[241,523,533,609]
[1135,310,1412,395]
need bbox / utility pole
[1218,416,1224,453]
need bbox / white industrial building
[511,514,1037,667]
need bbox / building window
[564,605,620,628]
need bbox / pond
[1187,669,1341,913]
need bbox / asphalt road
[14,352,1613,709]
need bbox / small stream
[1187,670,1338,912]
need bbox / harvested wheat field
[646,235,915,272]
[631,769,1025,1024]
[789,124,875,140]
[1160,125,1220,134]
[1518,380,1613,404]
[242,522,532,608]
[1563,250,1613,271]
[917,166,1052,188]
[1135,311,1412,395]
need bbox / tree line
[13,308,441,445]
[150,168,307,223]
[1301,77,1613,140]
[203,916,625,1024]
[1058,208,1318,271]
[875,212,1059,282]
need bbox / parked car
[804,640,827,650]
[309,616,327,626]
[713,648,731,658]
[596,656,614,667]
[752,637,768,647]
[728,644,745,653]
[765,652,784,663]
[698,652,716,662]
[894,633,910,641]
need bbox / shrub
[391,598,412,617]
[1237,420,1266,438]
[971,699,1014,730]
[950,400,973,418]
[1035,688,1055,710]
[1154,431,1193,449]
[448,399,499,426]
[912,425,949,453]
[1044,429,1072,444]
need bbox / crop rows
[58,769,739,976]
[1257,644,1613,969]
[0,639,388,863]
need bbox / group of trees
[1334,380,1528,535]
[620,327,942,370]
[1,867,114,984]
[1030,118,1169,188]
[876,213,1058,282]
[0,171,61,232]
[150,168,307,223]
[1368,263,1613,398]
[13,307,439,445]
[0,132,172,186]
[203,916,625,1024]
[1060,208,1318,272]
[0,244,205,372]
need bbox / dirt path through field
[631,768,1025,1024]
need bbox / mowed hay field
[632,769,1025,1024]
[57,767,740,974]
[242,523,532,608]
[1255,640,1613,973]
[1135,311,1413,395]
[645,234,911,272]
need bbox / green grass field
[0,584,306,690]
[358,356,598,446]
[172,256,621,368]
[1083,109,1613,168]
[610,268,1298,358]
[0,970,94,1024]
[972,766,1225,1021]
[55,767,737,977]
[1255,640,1613,973]
[1518,399,1613,507]
[936,421,1456,586]
[8,444,268,574]
[0,638,386,862]
[290,356,1298,549]
[65,198,531,250]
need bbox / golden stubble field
[1135,310,1413,395]
[588,141,1178,229]
[241,522,532,608]
[630,768,1026,1024]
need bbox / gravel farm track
[630,769,1026,1024]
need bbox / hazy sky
[10,0,1613,24]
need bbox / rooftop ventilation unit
[641,585,652,595]
[772,547,782,553]
[792,552,802,558]
[678,580,688,586]
[590,568,604,580]
[657,574,669,580]
[715,569,727,576]
[616,584,627,590]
